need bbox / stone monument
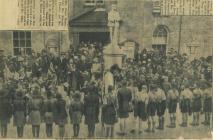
[103,4,124,70]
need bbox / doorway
[152,25,169,56]
[79,32,110,45]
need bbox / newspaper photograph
[0,0,212,139]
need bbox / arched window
[153,25,168,38]
[152,25,169,55]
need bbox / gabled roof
[70,8,108,27]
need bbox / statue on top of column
[108,4,121,46]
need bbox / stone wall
[0,31,70,56]
[117,0,213,57]
[0,31,13,55]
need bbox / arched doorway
[152,25,169,55]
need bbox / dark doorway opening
[79,32,110,45]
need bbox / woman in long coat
[13,88,27,138]
[28,85,43,138]
[0,85,13,138]
[54,93,68,138]
[84,85,100,138]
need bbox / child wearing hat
[69,91,84,138]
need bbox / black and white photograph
[0,0,212,139]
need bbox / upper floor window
[13,31,32,56]
[153,0,161,15]
[84,0,104,6]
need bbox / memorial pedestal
[103,44,124,70]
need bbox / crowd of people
[0,41,212,138]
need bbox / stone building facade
[0,0,212,58]
[69,0,213,58]
[0,31,70,56]
[0,0,73,56]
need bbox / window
[152,25,169,55]
[13,31,32,56]
[84,0,104,6]
[153,25,167,38]
[96,0,104,5]
[187,44,200,54]
[153,0,161,15]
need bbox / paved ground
[3,107,212,139]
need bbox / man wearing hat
[13,87,26,138]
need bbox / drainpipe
[178,15,182,55]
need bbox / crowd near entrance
[79,32,110,45]
[0,7,212,138]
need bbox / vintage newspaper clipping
[0,0,212,139]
